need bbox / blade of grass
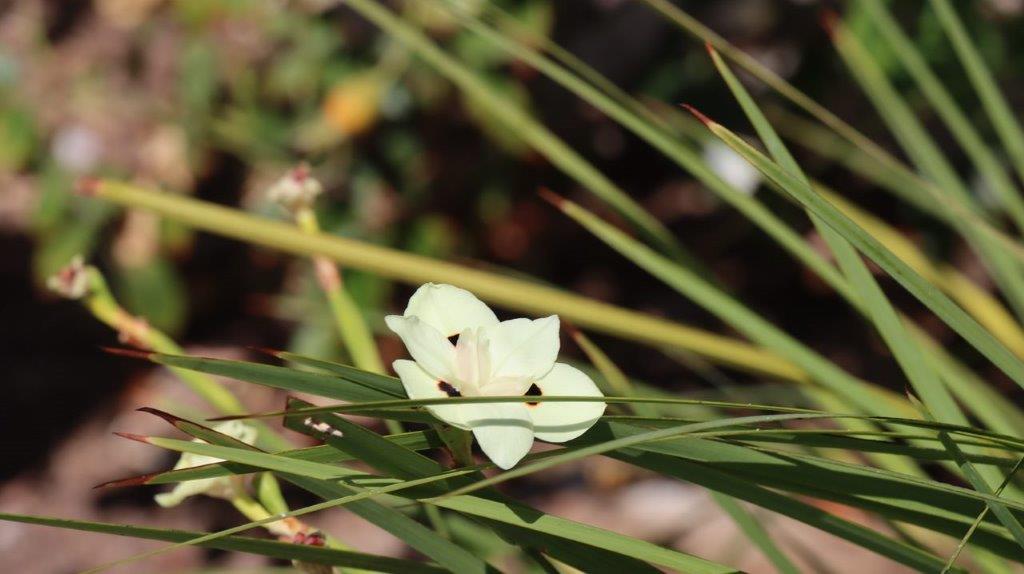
[77,267,291,451]
[136,351,820,418]
[123,435,498,573]
[155,405,1024,568]
[432,0,860,310]
[943,457,1024,573]
[97,430,441,487]
[710,39,955,484]
[857,0,1024,233]
[817,184,1024,361]
[153,406,717,573]
[928,0,1024,189]
[428,417,1024,516]
[688,111,1024,393]
[204,395,1024,454]
[0,513,447,574]
[611,447,964,571]
[828,13,1024,324]
[640,0,1024,266]
[709,38,1024,510]
[637,0,906,182]
[135,432,736,573]
[128,404,1024,561]
[939,432,1024,552]
[707,40,968,424]
[545,190,912,418]
[280,398,678,573]
[706,44,1019,521]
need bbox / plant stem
[89,180,807,383]
[295,208,385,374]
[293,207,398,435]
[80,266,292,451]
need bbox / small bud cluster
[47,255,91,300]
[290,532,332,574]
[266,164,323,211]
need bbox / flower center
[452,327,490,393]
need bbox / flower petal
[465,402,534,469]
[529,363,605,443]
[404,283,499,337]
[155,478,215,507]
[482,316,560,383]
[385,315,456,381]
[393,359,470,430]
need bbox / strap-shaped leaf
[0,512,446,574]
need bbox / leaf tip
[112,431,151,444]
[679,104,714,127]
[136,407,185,427]
[205,413,242,422]
[562,319,582,340]
[93,472,158,490]
[819,9,839,38]
[537,187,567,210]
[101,346,154,361]
[247,345,285,358]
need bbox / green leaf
[280,398,692,573]
[611,448,962,572]
[0,513,447,574]
[134,410,740,573]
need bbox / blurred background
[2,0,1024,571]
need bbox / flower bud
[154,421,258,508]
[47,255,91,300]
[266,164,323,212]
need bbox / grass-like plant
[12,1,1024,572]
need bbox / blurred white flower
[154,421,258,508]
[387,283,605,469]
[703,140,761,196]
[51,125,103,174]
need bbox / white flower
[386,283,606,469]
[154,421,258,508]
